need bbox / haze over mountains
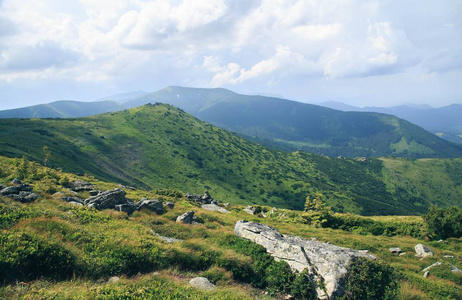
[1,86,461,158]
[320,101,462,145]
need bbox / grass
[1,105,461,216]
[0,157,461,299]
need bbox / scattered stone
[11,178,22,184]
[70,180,94,192]
[89,190,101,196]
[10,191,38,203]
[1,184,32,195]
[154,233,183,243]
[84,188,128,210]
[186,191,216,204]
[443,255,455,258]
[234,220,376,299]
[243,205,256,215]
[399,252,407,257]
[52,192,65,198]
[389,247,402,254]
[423,271,430,278]
[223,203,230,207]
[189,277,216,291]
[201,204,230,214]
[415,244,434,258]
[164,202,175,209]
[176,211,195,224]
[451,265,462,274]
[0,184,5,190]
[62,196,84,204]
[120,184,136,190]
[107,276,120,283]
[115,203,137,215]
[422,261,442,272]
[284,295,294,300]
[68,201,83,206]
[136,199,165,214]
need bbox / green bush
[423,205,462,239]
[0,231,75,282]
[291,269,316,300]
[342,258,399,300]
[266,260,295,294]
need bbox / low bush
[342,258,400,300]
[0,231,75,282]
[423,205,462,239]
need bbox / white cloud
[0,0,461,108]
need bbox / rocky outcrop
[136,199,165,214]
[84,188,129,210]
[176,211,202,224]
[234,220,376,299]
[189,277,216,291]
[415,244,434,258]
[201,204,230,214]
[0,183,37,203]
[389,247,402,255]
[70,180,94,192]
[186,191,217,204]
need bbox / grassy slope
[0,104,461,215]
[0,157,461,299]
[124,86,462,158]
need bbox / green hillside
[0,104,461,215]
[124,86,462,158]
[0,100,122,118]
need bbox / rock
[10,191,38,203]
[107,276,120,283]
[284,295,294,300]
[201,204,230,214]
[176,211,195,224]
[164,202,175,209]
[136,199,165,214]
[423,271,430,278]
[234,220,376,299]
[89,190,101,196]
[154,233,183,243]
[11,178,22,184]
[84,188,128,210]
[243,205,256,215]
[70,180,94,192]
[223,203,230,207]
[189,277,216,291]
[451,265,462,274]
[399,252,407,257]
[422,261,442,272]
[68,201,83,206]
[62,196,84,204]
[443,255,455,258]
[115,203,137,215]
[1,184,32,195]
[120,184,136,190]
[415,244,434,258]
[389,247,402,254]
[0,184,5,190]
[186,191,216,204]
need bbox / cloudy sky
[0,0,461,110]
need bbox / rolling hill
[122,87,462,158]
[0,100,122,119]
[320,101,462,145]
[0,104,461,215]
[1,86,461,158]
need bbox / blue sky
[0,0,461,110]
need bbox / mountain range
[1,103,461,215]
[320,101,462,145]
[1,86,461,158]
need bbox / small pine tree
[43,146,51,167]
[14,156,30,180]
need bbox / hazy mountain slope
[0,100,122,119]
[124,86,462,158]
[320,101,462,144]
[0,104,461,215]
[96,91,149,103]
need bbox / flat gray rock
[234,220,376,299]
[201,204,230,214]
[189,277,216,291]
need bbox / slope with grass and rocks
[0,156,461,299]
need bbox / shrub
[266,260,295,294]
[342,258,399,300]
[423,205,462,239]
[291,269,316,300]
[0,231,75,282]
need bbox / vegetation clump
[423,205,462,239]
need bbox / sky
[0,0,461,110]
